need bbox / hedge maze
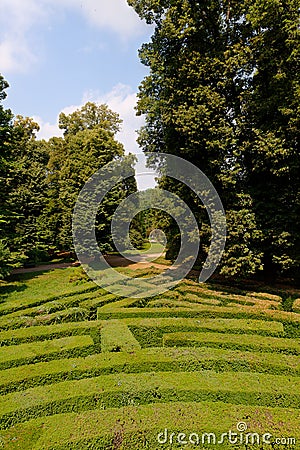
[0,269,299,449]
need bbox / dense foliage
[0,80,141,277]
[128,0,299,281]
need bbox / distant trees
[0,75,20,278]
[128,0,300,281]
[0,78,140,277]
[45,103,126,252]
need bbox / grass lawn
[0,264,299,449]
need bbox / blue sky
[0,0,157,189]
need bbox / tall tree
[239,0,300,278]
[45,102,138,252]
[128,0,300,280]
[0,75,16,278]
[0,74,13,225]
[6,116,50,261]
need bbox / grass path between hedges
[1,266,300,449]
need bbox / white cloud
[36,83,142,149]
[0,0,47,73]
[71,84,157,190]
[0,0,147,74]
[35,84,157,190]
[33,116,63,141]
[0,38,36,73]
[61,0,146,39]
[84,83,143,154]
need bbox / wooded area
[129,0,299,280]
[0,0,299,282]
[0,90,142,277]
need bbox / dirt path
[11,256,300,294]
[12,254,171,275]
[12,263,75,274]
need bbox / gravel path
[12,254,170,275]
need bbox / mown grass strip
[0,317,284,347]
[1,370,300,428]
[97,304,300,325]
[0,347,300,395]
[0,335,94,366]
[163,332,300,354]
[0,282,102,317]
[0,401,298,450]
[100,320,141,353]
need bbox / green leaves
[129,0,300,280]
[59,102,122,136]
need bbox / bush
[68,267,90,284]
[0,240,11,279]
[0,240,27,279]
[25,245,51,264]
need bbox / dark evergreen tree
[128,0,300,280]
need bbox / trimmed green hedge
[0,285,103,317]
[127,318,284,349]
[0,342,101,372]
[0,335,93,366]
[123,317,284,332]
[101,320,141,353]
[97,303,300,325]
[0,307,93,331]
[1,370,300,429]
[0,317,284,347]
[78,293,117,309]
[163,331,300,354]
[0,401,299,450]
[1,347,300,395]
[0,320,103,346]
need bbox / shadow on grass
[0,280,27,299]
[186,268,300,308]
[0,269,66,299]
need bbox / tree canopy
[0,80,140,276]
[128,0,300,280]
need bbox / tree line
[128,0,299,281]
[1,0,299,282]
[0,81,143,278]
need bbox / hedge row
[124,317,284,332]
[1,400,298,450]
[152,289,278,309]
[0,320,108,346]
[163,331,300,355]
[0,335,93,367]
[96,303,300,326]
[78,293,117,310]
[0,317,283,347]
[0,340,101,371]
[175,281,283,303]
[1,370,300,429]
[1,346,300,395]
[129,326,285,349]
[126,318,284,345]
[0,306,95,331]
[0,284,103,317]
[100,320,141,353]
[293,298,300,312]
